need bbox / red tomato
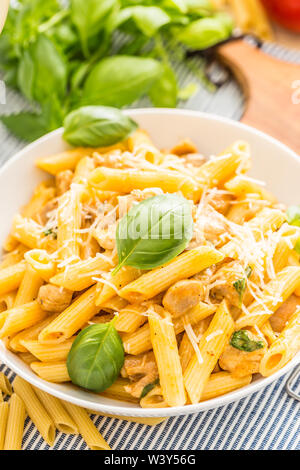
[261,0,300,32]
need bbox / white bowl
[0,109,299,417]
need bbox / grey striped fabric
[0,41,300,450]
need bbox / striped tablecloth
[0,42,300,451]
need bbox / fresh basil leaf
[184,0,214,15]
[233,278,246,305]
[149,64,178,108]
[67,322,124,392]
[287,206,300,227]
[162,0,188,14]
[120,6,170,36]
[0,111,50,142]
[114,194,193,273]
[230,330,265,352]
[63,106,138,147]
[177,13,233,49]
[71,0,116,55]
[17,34,67,103]
[81,56,163,107]
[140,379,159,399]
[294,239,300,255]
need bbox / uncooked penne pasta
[149,306,186,407]
[14,264,43,307]
[119,246,224,303]
[13,376,56,446]
[0,301,47,338]
[0,401,9,449]
[260,307,300,377]
[4,394,25,450]
[62,401,111,450]
[39,285,99,343]
[184,301,235,404]
[31,361,70,383]
[0,372,12,395]
[33,387,78,434]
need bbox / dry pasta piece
[0,402,9,449]
[62,401,111,450]
[260,307,300,377]
[89,167,201,202]
[33,387,78,434]
[57,184,82,263]
[148,306,186,407]
[50,254,115,291]
[236,266,300,329]
[13,376,56,446]
[31,361,70,383]
[184,300,235,404]
[25,249,56,282]
[4,393,26,450]
[39,285,99,343]
[0,301,48,338]
[9,313,59,352]
[123,301,216,355]
[0,260,26,296]
[95,266,141,306]
[0,372,12,395]
[36,144,126,175]
[21,337,75,362]
[14,264,43,307]
[119,246,224,303]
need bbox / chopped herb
[245,265,252,278]
[286,206,300,254]
[233,278,246,305]
[140,379,159,399]
[43,228,57,239]
[230,330,265,352]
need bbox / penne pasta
[25,249,56,282]
[0,301,48,338]
[4,394,25,450]
[57,184,82,263]
[14,264,43,307]
[21,337,75,362]
[0,372,12,395]
[9,313,59,352]
[0,260,26,296]
[0,401,9,450]
[31,361,70,383]
[95,266,141,306]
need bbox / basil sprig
[63,106,138,147]
[67,321,124,392]
[113,194,193,274]
[230,330,265,352]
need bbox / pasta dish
[1,128,300,409]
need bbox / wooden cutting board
[217,40,300,155]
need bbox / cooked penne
[31,361,70,383]
[62,401,111,450]
[260,307,300,376]
[33,387,78,434]
[100,378,139,403]
[4,394,25,450]
[13,376,56,446]
[114,304,148,333]
[11,215,57,251]
[21,337,75,362]
[95,266,140,306]
[39,285,99,343]
[14,264,43,307]
[184,301,235,404]
[119,246,224,303]
[24,249,56,282]
[0,244,27,269]
[0,301,47,338]
[57,185,82,263]
[224,175,276,203]
[0,260,26,296]
[148,306,186,407]
[22,182,56,220]
[9,313,59,352]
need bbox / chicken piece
[93,223,116,250]
[121,352,159,398]
[55,170,73,196]
[193,204,229,246]
[162,280,205,318]
[81,236,100,259]
[37,198,58,225]
[270,294,300,332]
[210,261,249,308]
[205,190,233,215]
[219,332,267,377]
[118,188,164,218]
[182,153,206,168]
[170,139,198,156]
[37,284,73,313]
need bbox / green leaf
[67,322,124,392]
[140,379,159,398]
[177,13,233,49]
[70,0,116,55]
[120,6,170,36]
[287,206,300,228]
[81,56,163,108]
[63,106,138,147]
[114,194,193,273]
[233,278,246,305]
[230,330,265,352]
[245,265,252,278]
[178,82,198,100]
[0,112,50,142]
[149,64,178,108]
[17,34,67,103]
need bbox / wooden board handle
[218,40,300,155]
